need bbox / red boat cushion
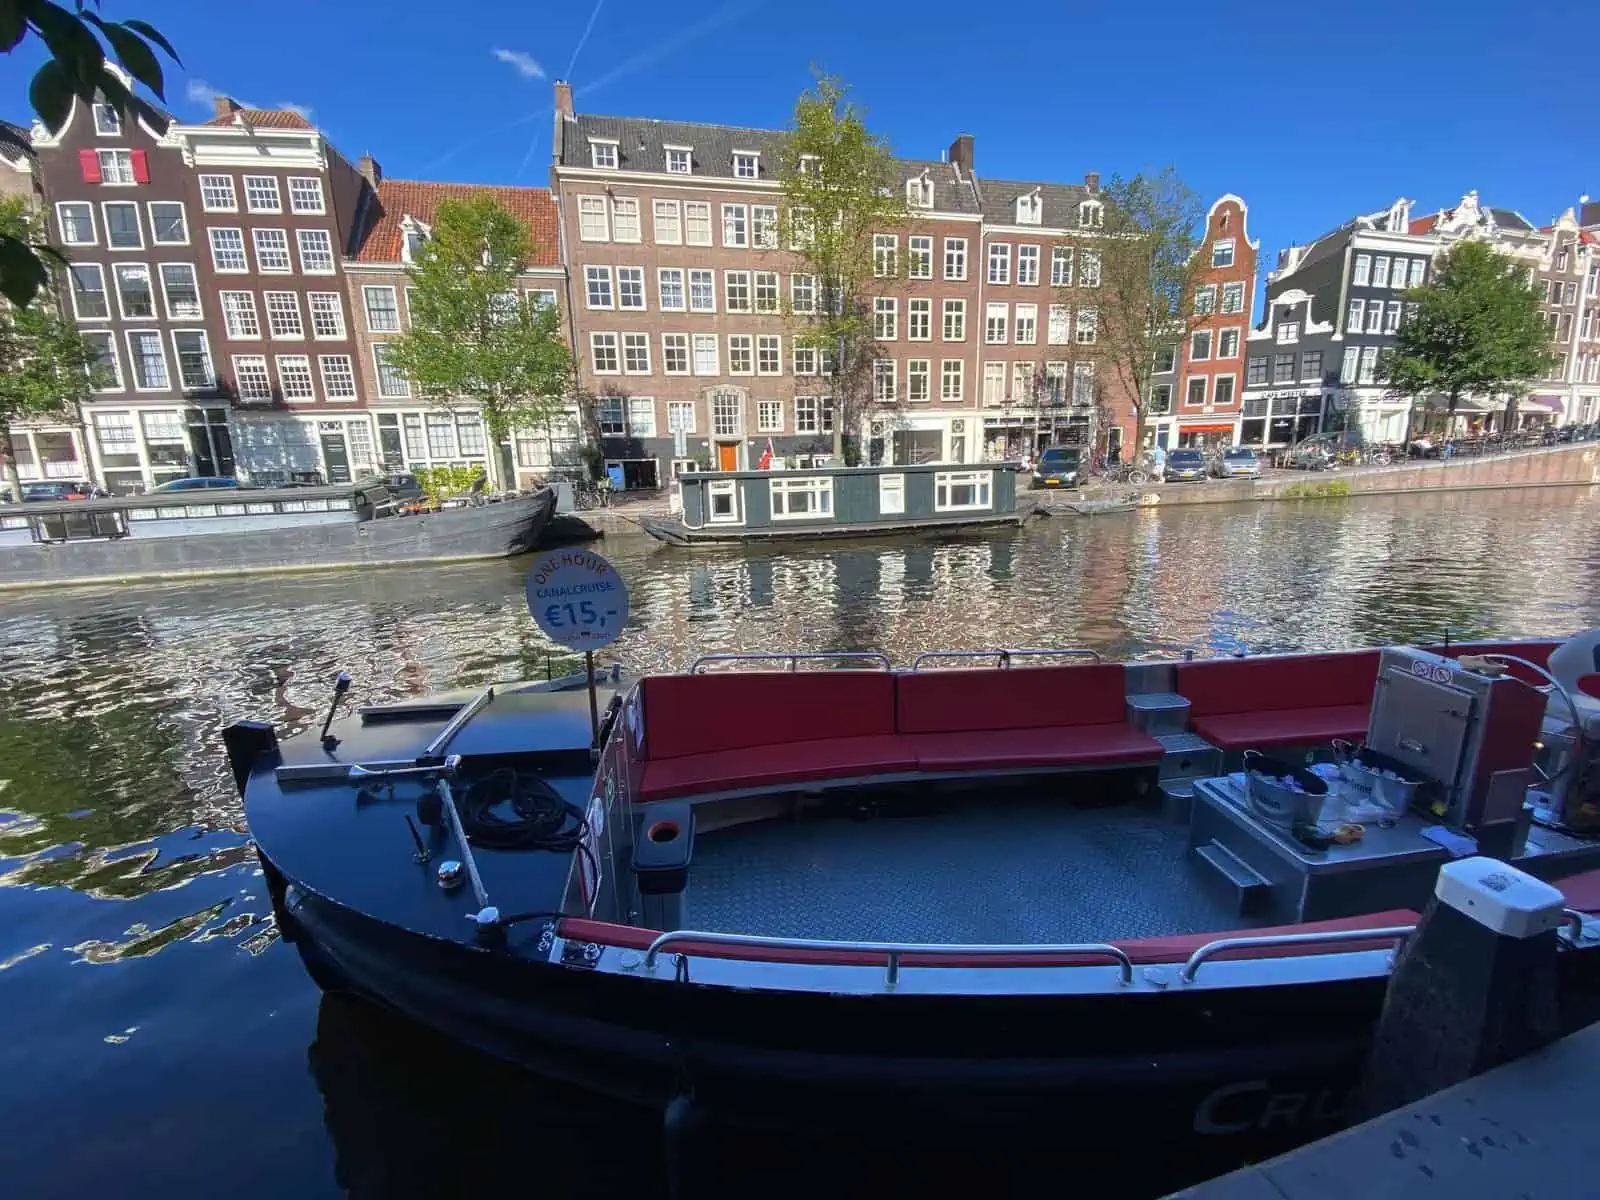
[903,723,1162,772]
[1556,868,1600,913]
[1175,651,1380,719]
[896,662,1128,734]
[639,671,897,760]
[1190,704,1371,750]
[637,734,917,802]
[1575,674,1600,699]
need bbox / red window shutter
[131,149,150,184]
[78,149,102,184]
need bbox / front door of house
[319,426,352,484]
[716,442,739,471]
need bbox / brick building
[344,166,570,488]
[549,81,1134,485]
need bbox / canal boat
[638,462,1037,546]
[234,635,1600,1179]
[0,481,556,588]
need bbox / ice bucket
[1244,752,1328,829]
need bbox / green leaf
[28,59,74,134]
[0,3,26,53]
[99,21,165,99]
[30,1,107,93]
[120,18,181,64]
[0,235,49,308]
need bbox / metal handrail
[688,651,892,674]
[421,685,495,758]
[910,648,1103,670]
[1562,908,1588,944]
[642,929,1134,988]
[1180,925,1416,984]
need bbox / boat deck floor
[686,791,1262,945]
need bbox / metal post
[436,777,491,913]
[586,650,601,748]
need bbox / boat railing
[642,930,1135,988]
[1178,925,1417,984]
[910,648,1103,670]
[688,651,893,673]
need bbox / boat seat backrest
[1175,651,1380,718]
[638,671,899,760]
[895,663,1129,734]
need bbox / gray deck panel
[1171,1021,1600,1198]
[686,797,1254,944]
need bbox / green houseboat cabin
[645,463,1030,545]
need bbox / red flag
[757,438,774,470]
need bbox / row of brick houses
[3,72,1596,494]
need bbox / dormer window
[400,215,432,264]
[1212,239,1236,268]
[590,139,619,169]
[907,172,933,209]
[732,151,759,180]
[1078,200,1103,229]
[665,145,692,175]
[93,103,121,136]
[798,154,819,176]
[1017,190,1042,225]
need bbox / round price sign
[524,549,630,650]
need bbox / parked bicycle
[1096,461,1150,485]
[573,479,613,510]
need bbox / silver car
[1211,447,1262,479]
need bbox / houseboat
[638,462,1036,545]
[234,632,1600,1181]
[0,481,555,588]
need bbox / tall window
[289,177,325,213]
[253,228,291,272]
[689,269,715,312]
[308,292,346,338]
[93,103,121,135]
[874,297,897,340]
[578,196,609,241]
[791,273,815,313]
[126,331,169,389]
[662,333,689,374]
[297,229,334,273]
[585,265,614,309]
[264,292,304,338]
[874,234,898,278]
[1015,304,1037,345]
[1079,250,1101,287]
[754,271,779,313]
[987,242,1011,285]
[757,399,783,432]
[907,359,930,402]
[1372,256,1391,288]
[200,175,237,211]
[275,355,315,400]
[1408,258,1427,288]
[1072,361,1095,404]
[693,334,718,375]
[622,333,651,374]
[1017,245,1040,285]
[158,263,201,319]
[590,332,620,373]
[1217,328,1239,358]
[104,202,141,248]
[1195,286,1217,315]
[209,228,247,272]
[1048,304,1069,345]
[653,199,681,244]
[1221,282,1245,314]
[57,202,94,245]
[364,286,400,331]
[617,266,645,310]
[941,359,963,401]
[986,302,1008,344]
[757,335,781,375]
[873,358,895,401]
[234,355,273,402]
[982,362,1005,405]
[1213,376,1236,407]
[725,270,751,313]
[721,204,748,248]
[320,355,357,399]
[244,176,282,212]
[1051,246,1072,286]
[1190,330,1212,361]
[113,264,154,319]
[1075,308,1097,344]
[943,299,966,341]
[658,268,685,310]
[712,389,741,435]
[909,236,932,279]
[149,202,186,244]
[908,297,931,340]
[728,334,753,374]
[753,206,777,249]
[684,202,712,246]
[611,197,640,242]
[1274,353,1295,383]
[1353,254,1371,286]
[944,237,967,280]
[221,291,260,338]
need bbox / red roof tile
[202,109,315,130]
[354,179,560,267]
[1408,212,1442,235]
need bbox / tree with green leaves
[1381,239,1557,438]
[777,73,910,463]
[1088,169,1209,457]
[3,1,180,305]
[381,196,573,490]
[0,196,106,498]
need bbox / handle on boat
[688,651,892,673]
[909,648,1103,671]
[1178,925,1416,985]
[641,930,1135,988]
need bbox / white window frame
[756,399,784,433]
[1221,281,1245,314]
[705,479,742,525]
[941,359,963,402]
[658,267,686,312]
[263,291,305,339]
[909,235,933,280]
[622,331,652,375]
[944,237,967,281]
[874,234,898,279]
[319,354,358,400]
[252,227,292,273]
[688,268,716,313]
[908,297,932,341]
[233,355,273,403]
[56,201,96,246]
[757,334,782,377]
[93,102,121,136]
[97,148,135,186]
[1190,329,1212,361]
[170,329,216,391]
[879,472,906,514]
[585,265,615,310]
[934,470,993,512]
[577,195,609,242]
[769,476,833,521]
[158,262,202,320]
[590,332,620,375]
[1017,244,1040,286]
[274,354,316,402]
[1195,285,1217,315]
[199,175,237,212]
[791,273,816,314]
[617,266,646,311]
[1079,249,1101,288]
[732,151,760,180]
[307,292,346,340]
[986,302,1008,345]
[727,334,754,376]
[1184,375,1208,407]
[1213,375,1237,408]
[147,201,188,245]
[664,145,692,176]
[208,227,248,273]
[363,285,401,332]
[1211,239,1236,268]
[220,291,260,339]
[982,361,1005,406]
[1048,304,1069,345]
[754,270,779,314]
[1075,308,1097,345]
[692,333,719,376]
[244,175,283,214]
[721,204,749,248]
[752,205,778,249]
[684,201,712,247]
[987,242,1011,285]
[1015,303,1038,346]
[124,328,170,392]
[874,358,896,402]
[653,199,682,244]
[662,333,690,376]
[943,298,966,341]
[1217,327,1241,359]
[112,262,156,321]
[590,139,619,169]
[667,399,696,432]
[1051,245,1072,287]
[1276,321,1300,345]
[83,330,122,391]
[296,228,335,274]
[907,358,930,403]
[1372,255,1391,288]
[875,296,898,341]
[725,269,752,313]
[101,200,142,249]
[1353,254,1371,286]
[611,196,641,243]
[288,177,325,214]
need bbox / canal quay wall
[1044,442,1600,514]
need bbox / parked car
[1210,446,1262,479]
[20,480,100,501]
[1161,448,1208,483]
[1030,446,1084,489]
[149,477,245,494]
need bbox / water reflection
[0,487,1597,1195]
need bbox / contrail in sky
[564,0,606,79]
[575,1,750,101]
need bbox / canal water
[3,487,1599,1197]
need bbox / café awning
[1523,395,1564,412]
[1175,423,1236,434]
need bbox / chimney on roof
[554,80,574,118]
[947,134,973,177]
[213,95,243,121]
[1084,171,1100,195]
[358,154,382,188]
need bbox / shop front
[85,406,236,494]
[6,424,90,495]
[1174,420,1239,449]
[1239,391,1325,448]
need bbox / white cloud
[492,48,546,80]
[186,77,259,113]
[277,102,315,122]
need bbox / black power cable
[455,768,601,926]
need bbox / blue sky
[5,0,1596,278]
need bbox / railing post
[885,951,900,989]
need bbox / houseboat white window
[934,470,992,512]
[770,476,833,520]
[878,473,905,514]
[706,479,741,524]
